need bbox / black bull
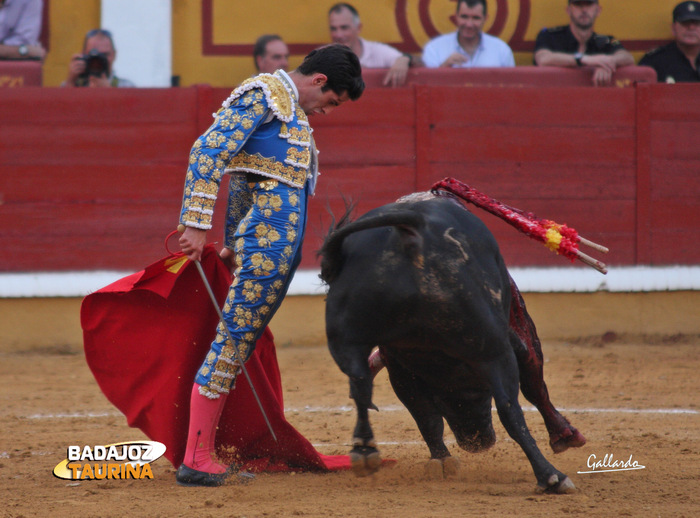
[319,196,585,493]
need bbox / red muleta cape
[80,245,351,472]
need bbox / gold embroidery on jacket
[182,179,218,228]
[227,151,307,187]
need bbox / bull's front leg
[483,353,576,494]
[348,375,381,477]
[508,279,586,453]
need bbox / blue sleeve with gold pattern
[179,88,270,230]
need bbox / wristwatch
[574,52,584,67]
[18,44,28,57]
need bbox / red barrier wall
[0,61,42,87]
[361,66,657,88]
[1,74,698,273]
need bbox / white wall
[101,0,172,87]
[2,267,700,298]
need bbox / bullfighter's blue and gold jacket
[179,70,317,241]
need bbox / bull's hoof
[443,456,460,476]
[550,427,587,454]
[349,445,381,477]
[424,459,443,480]
[535,474,577,495]
[424,456,460,480]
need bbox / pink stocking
[182,384,229,474]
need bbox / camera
[78,49,109,82]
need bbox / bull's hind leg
[483,352,575,494]
[508,279,586,453]
[340,348,382,477]
[384,355,458,479]
[349,401,381,477]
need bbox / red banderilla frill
[431,177,609,274]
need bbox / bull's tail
[319,210,425,284]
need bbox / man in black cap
[639,1,700,83]
[534,0,634,86]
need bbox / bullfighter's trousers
[195,179,308,398]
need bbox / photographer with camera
[62,28,134,88]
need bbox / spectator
[328,2,418,87]
[422,0,514,68]
[0,0,46,60]
[534,0,634,87]
[62,28,134,87]
[638,1,700,83]
[253,34,289,74]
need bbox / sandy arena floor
[1,334,699,517]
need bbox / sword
[192,259,278,443]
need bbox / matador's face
[301,81,350,116]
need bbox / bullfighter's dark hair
[297,43,365,101]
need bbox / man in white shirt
[329,2,419,86]
[422,0,514,68]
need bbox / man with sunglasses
[534,0,634,86]
[62,28,134,88]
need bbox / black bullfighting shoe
[175,464,228,487]
[175,464,255,487]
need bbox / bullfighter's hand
[219,247,237,274]
[178,226,207,262]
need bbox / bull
[319,193,582,494]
